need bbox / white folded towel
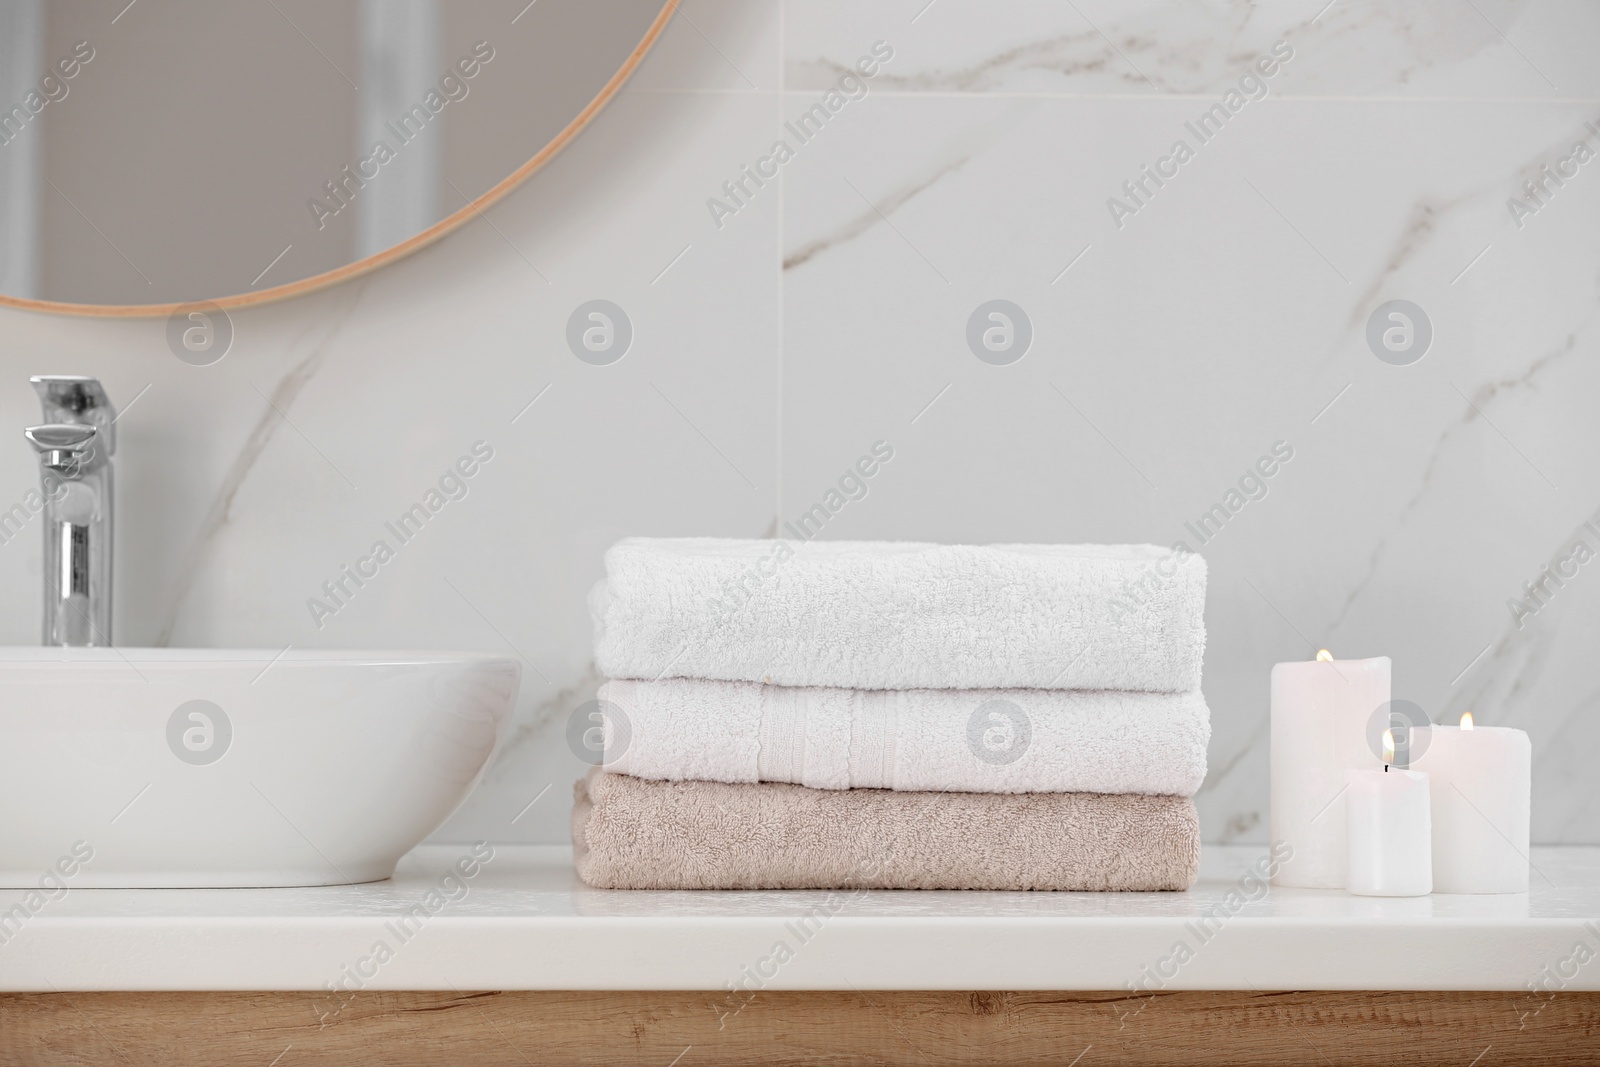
[598,677,1210,797]
[590,538,1206,692]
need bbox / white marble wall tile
[779,86,1600,842]
[786,0,1600,100]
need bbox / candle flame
[1315,649,1333,662]
[1461,711,1474,731]
[1382,728,1395,765]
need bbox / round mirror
[0,0,673,315]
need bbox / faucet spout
[24,423,99,475]
[25,377,116,647]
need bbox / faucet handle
[25,423,98,474]
[30,376,115,455]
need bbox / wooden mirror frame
[0,0,677,319]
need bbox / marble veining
[783,151,974,271]
[786,2,1541,99]
[796,32,1137,95]
[1327,313,1594,635]
[153,282,368,647]
[1329,112,1599,356]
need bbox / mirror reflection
[0,0,667,307]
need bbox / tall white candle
[1271,652,1391,888]
[1412,713,1531,894]
[1346,736,1433,897]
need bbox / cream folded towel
[573,770,1200,891]
[590,538,1205,692]
[598,678,1209,796]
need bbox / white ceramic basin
[0,648,519,888]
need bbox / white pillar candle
[1270,653,1391,888]
[1412,713,1531,893]
[1346,739,1432,897]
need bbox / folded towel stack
[576,537,1208,891]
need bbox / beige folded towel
[572,770,1199,891]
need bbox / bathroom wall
[1,0,1597,846]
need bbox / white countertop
[3,845,1597,993]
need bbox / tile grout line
[626,88,1600,104]
[775,0,785,531]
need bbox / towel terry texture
[599,677,1210,796]
[573,769,1200,891]
[590,538,1206,692]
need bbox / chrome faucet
[23,376,115,646]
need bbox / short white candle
[1270,652,1391,888]
[1346,732,1432,897]
[1412,713,1531,894]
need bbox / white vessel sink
[0,648,520,888]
